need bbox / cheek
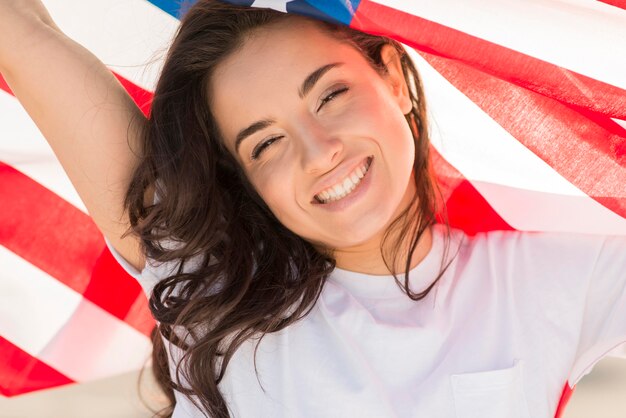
[351,88,404,131]
[251,166,300,221]
[359,96,415,157]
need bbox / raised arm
[0,1,146,270]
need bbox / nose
[295,117,343,174]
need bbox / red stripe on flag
[0,162,104,294]
[87,247,155,336]
[554,383,575,418]
[0,73,13,95]
[431,147,514,235]
[112,73,153,117]
[420,52,626,219]
[599,0,626,9]
[352,1,626,120]
[0,163,153,336]
[0,336,74,397]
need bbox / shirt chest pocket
[450,359,531,418]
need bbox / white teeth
[314,158,372,204]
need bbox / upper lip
[310,156,372,201]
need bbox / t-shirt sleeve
[569,234,626,384]
[105,239,207,415]
[491,230,626,387]
[166,341,207,418]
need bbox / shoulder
[445,226,620,293]
[457,227,610,265]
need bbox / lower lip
[313,157,374,212]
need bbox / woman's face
[210,19,416,253]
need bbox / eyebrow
[298,62,343,99]
[235,119,276,154]
[234,62,344,154]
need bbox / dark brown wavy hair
[125,1,450,417]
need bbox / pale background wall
[1,357,625,417]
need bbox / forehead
[209,20,371,149]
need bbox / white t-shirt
[108,224,626,418]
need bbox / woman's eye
[251,136,283,160]
[317,86,349,112]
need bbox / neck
[333,221,433,276]
[326,175,433,275]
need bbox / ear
[380,45,412,115]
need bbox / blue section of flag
[145,0,360,25]
[224,0,256,5]
[281,1,338,25]
[285,1,343,25]
[301,0,360,25]
[145,0,187,18]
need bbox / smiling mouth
[313,156,373,204]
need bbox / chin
[324,222,389,249]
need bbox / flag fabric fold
[1,0,624,409]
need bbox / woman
[1,1,624,417]
[127,4,447,416]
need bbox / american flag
[1,1,624,415]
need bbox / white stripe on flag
[379,0,626,90]
[41,0,179,91]
[38,298,152,382]
[250,0,289,13]
[410,49,584,196]
[0,246,151,382]
[470,181,626,234]
[0,246,81,354]
[408,50,626,234]
[0,91,87,212]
